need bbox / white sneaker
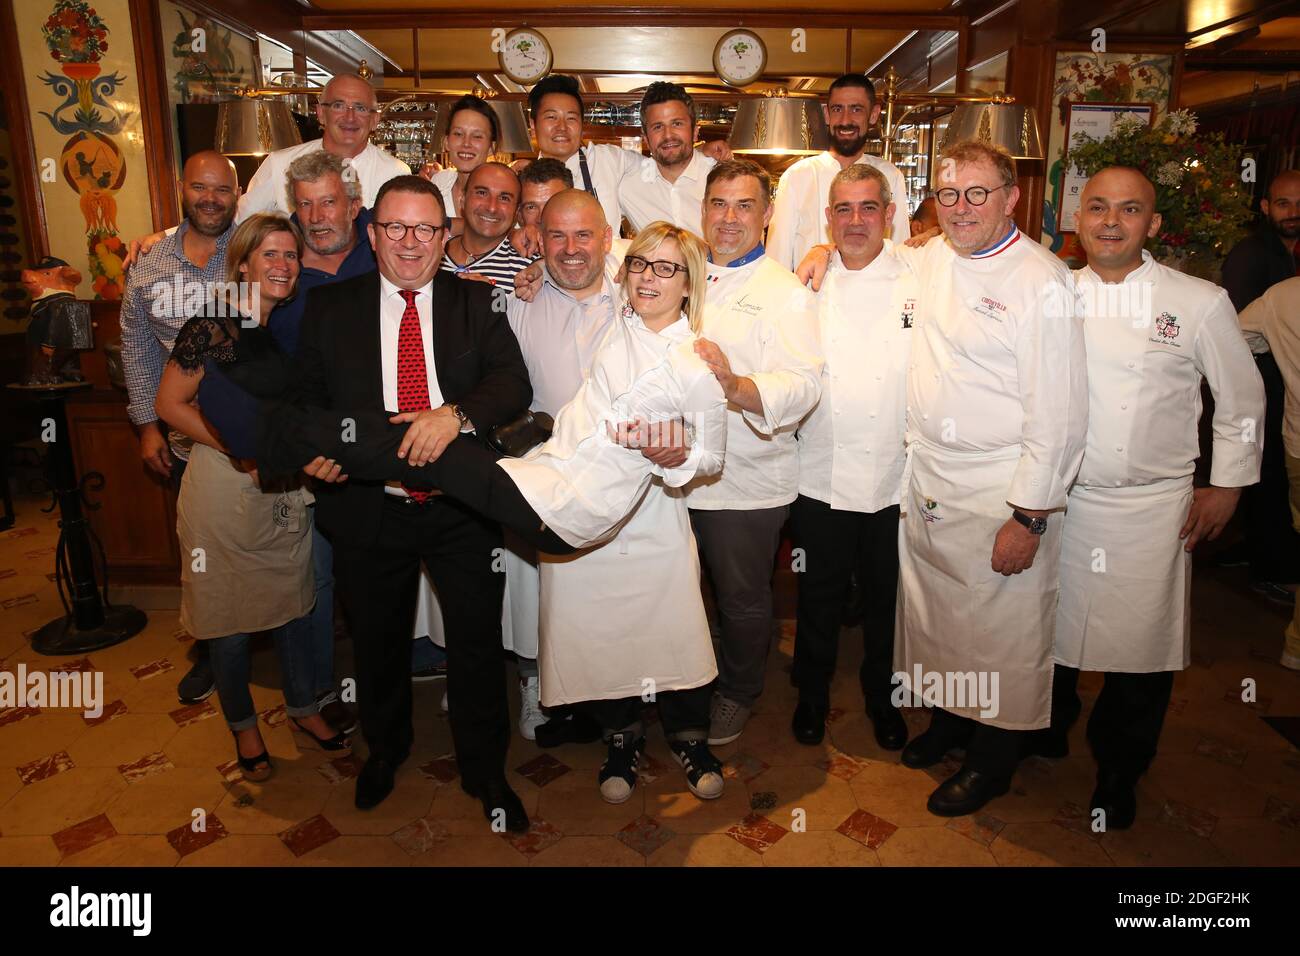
[518,675,545,740]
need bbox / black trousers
[586,685,712,741]
[332,495,508,787]
[1243,354,1300,583]
[1052,664,1175,781]
[790,496,899,708]
[925,707,1021,778]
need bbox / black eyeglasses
[625,255,687,279]
[374,221,445,243]
[934,184,1007,207]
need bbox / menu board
[1059,102,1155,233]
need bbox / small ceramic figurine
[21,256,92,385]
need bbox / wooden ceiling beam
[303,8,966,31]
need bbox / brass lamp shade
[489,101,532,154]
[941,102,1043,160]
[729,95,828,156]
[214,98,302,156]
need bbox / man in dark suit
[294,174,532,827]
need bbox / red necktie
[396,289,432,504]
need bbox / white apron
[894,441,1063,730]
[1055,476,1192,673]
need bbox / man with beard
[439,162,533,287]
[1220,170,1300,606]
[1048,166,1264,827]
[766,75,910,271]
[119,150,239,705]
[617,82,716,235]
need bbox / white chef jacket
[1055,253,1264,674]
[798,244,915,513]
[499,317,727,548]
[617,150,715,235]
[1239,275,1300,458]
[684,253,824,510]
[507,271,618,415]
[766,151,911,271]
[532,308,727,707]
[237,139,410,221]
[1074,251,1264,490]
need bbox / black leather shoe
[926,767,1011,817]
[791,700,827,745]
[534,709,603,748]
[867,705,908,750]
[1090,768,1137,831]
[355,756,399,810]
[901,727,969,769]
[463,776,529,833]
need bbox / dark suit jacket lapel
[355,270,386,410]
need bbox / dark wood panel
[0,0,48,264]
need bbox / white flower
[1164,110,1199,136]
[1155,160,1185,187]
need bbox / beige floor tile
[105,766,229,835]
[0,712,89,767]
[725,712,837,768]
[1238,750,1300,802]
[294,834,414,866]
[321,777,437,836]
[59,835,180,867]
[0,767,128,836]
[1147,753,1271,820]
[528,834,645,867]
[848,762,946,828]
[876,826,997,866]
[1101,822,1230,866]
[991,757,1093,824]
[990,822,1112,866]
[758,765,861,831]
[760,829,880,867]
[535,767,646,836]
[412,834,529,866]
[216,782,330,836]
[65,713,180,767]
[643,777,752,835]
[0,835,61,865]
[646,833,763,867]
[163,716,239,769]
[178,833,298,866]
[1209,818,1300,866]
[0,769,21,808]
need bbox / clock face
[499,28,552,85]
[714,30,767,87]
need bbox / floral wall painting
[1040,52,1175,263]
[167,7,252,104]
[16,0,150,300]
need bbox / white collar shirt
[560,144,643,234]
[617,150,715,235]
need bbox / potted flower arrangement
[1066,109,1252,277]
[42,0,109,77]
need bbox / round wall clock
[498,28,553,85]
[714,29,768,87]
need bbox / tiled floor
[2,494,1299,867]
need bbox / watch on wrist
[1012,509,1048,535]
[443,403,472,432]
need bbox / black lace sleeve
[169,310,237,374]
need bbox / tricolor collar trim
[970,225,1019,260]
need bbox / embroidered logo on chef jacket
[731,294,762,316]
[920,496,943,522]
[972,296,1007,323]
[1151,311,1182,347]
[901,298,916,329]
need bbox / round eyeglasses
[625,255,687,279]
[934,184,1008,207]
[374,221,445,243]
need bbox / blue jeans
[207,613,318,731]
[310,519,336,696]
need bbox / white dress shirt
[238,139,410,221]
[685,254,824,510]
[798,244,916,512]
[506,271,618,415]
[378,273,444,498]
[1075,251,1264,487]
[766,151,910,271]
[431,168,460,217]
[561,145,643,233]
[617,150,715,235]
[1239,275,1300,459]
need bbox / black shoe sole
[926,778,1011,817]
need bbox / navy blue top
[268,207,376,355]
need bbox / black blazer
[293,268,532,548]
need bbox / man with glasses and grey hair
[239,73,409,217]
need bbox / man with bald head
[439,162,532,288]
[1044,165,1264,829]
[238,72,410,217]
[1221,169,1300,603]
[119,149,239,703]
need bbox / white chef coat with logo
[894,230,1088,730]
[798,244,915,513]
[766,151,911,271]
[514,308,727,706]
[238,139,410,221]
[1056,252,1264,673]
[684,254,824,510]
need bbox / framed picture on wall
[1058,101,1155,232]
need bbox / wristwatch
[1011,509,1048,535]
[443,403,473,433]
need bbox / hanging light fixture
[214,97,302,156]
[941,102,1044,161]
[728,89,828,156]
